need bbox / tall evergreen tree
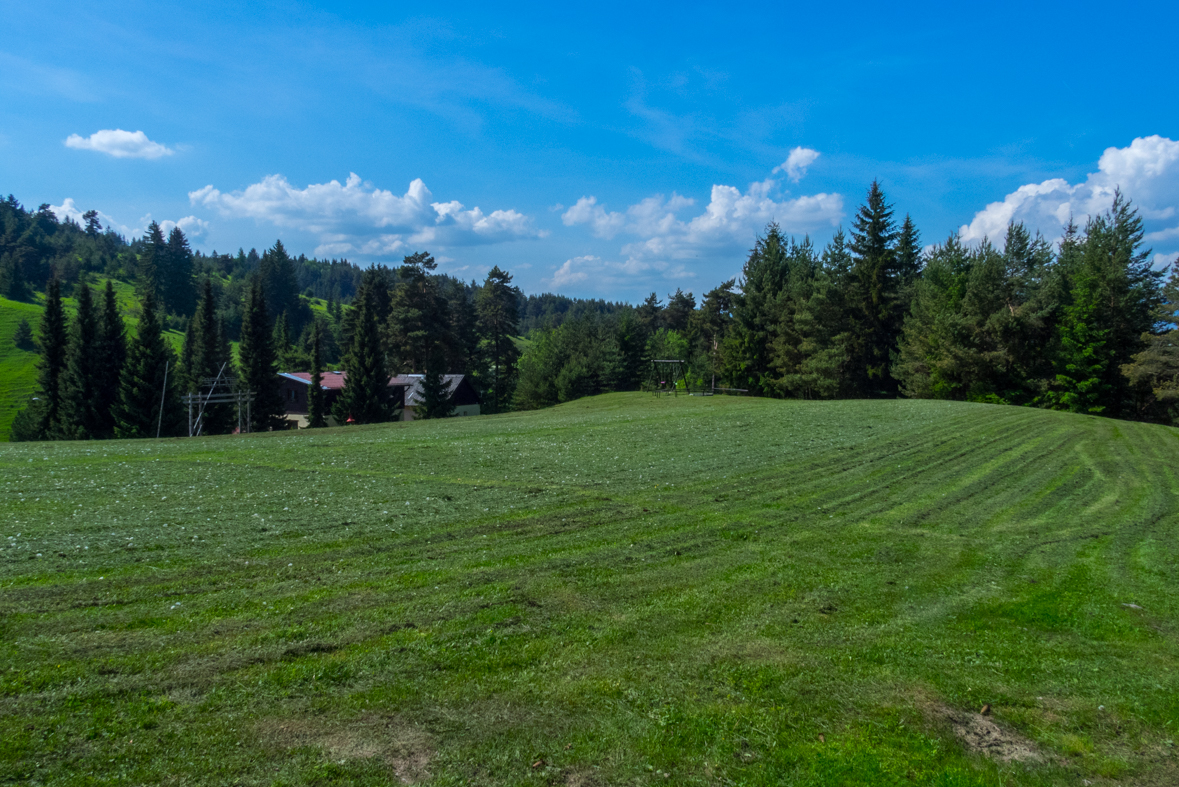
[387,251,449,373]
[59,285,102,439]
[238,279,286,431]
[33,277,68,438]
[259,240,300,329]
[418,350,455,419]
[728,224,791,395]
[335,286,392,424]
[115,290,181,438]
[187,279,235,434]
[1046,192,1161,416]
[475,265,521,413]
[95,280,126,438]
[162,226,196,315]
[846,181,902,397]
[307,321,328,428]
[138,222,166,301]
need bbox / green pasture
[1,394,1177,785]
[0,281,185,441]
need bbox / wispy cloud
[190,172,542,258]
[49,197,205,239]
[65,129,174,159]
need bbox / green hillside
[2,395,1178,785]
[0,280,186,441]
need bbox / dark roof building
[275,371,480,427]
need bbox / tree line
[11,244,524,441]
[512,182,1178,423]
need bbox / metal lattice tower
[649,359,690,396]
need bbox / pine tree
[260,240,300,327]
[418,350,455,419]
[31,277,68,438]
[95,280,126,438]
[847,180,902,397]
[728,224,791,395]
[307,321,328,428]
[273,311,292,368]
[188,279,234,434]
[1047,191,1160,416]
[162,226,196,316]
[475,265,521,413]
[387,252,449,372]
[334,287,391,424]
[238,279,286,431]
[896,214,923,285]
[59,285,102,439]
[138,222,166,301]
[115,290,181,438]
[12,317,34,350]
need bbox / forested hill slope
[0,281,185,440]
[2,394,1177,785]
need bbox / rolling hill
[1,394,1177,785]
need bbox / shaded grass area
[0,281,185,441]
[1,394,1178,785]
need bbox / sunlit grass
[2,394,1177,785]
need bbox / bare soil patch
[257,713,433,783]
[927,703,1043,763]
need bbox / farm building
[276,371,479,427]
[391,374,481,421]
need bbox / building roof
[279,371,475,406]
[279,371,349,390]
[389,374,470,407]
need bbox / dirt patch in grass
[257,713,433,783]
[927,703,1043,763]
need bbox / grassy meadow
[1,393,1178,785]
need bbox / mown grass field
[2,394,1177,786]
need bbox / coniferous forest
[4,179,1179,443]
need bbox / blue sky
[2,1,1177,301]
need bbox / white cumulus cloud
[563,171,842,279]
[64,129,174,159]
[159,216,209,239]
[773,146,821,183]
[960,135,1179,254]
[190,173,539,258]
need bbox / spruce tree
[59,285,102,439]
[1047,192,1160,416]
[307,321,328,428]
[896,214,923,285]
[387,252,448,372]
[272,311,293,369]
[138,222,166,302]
[847,180,902,397]
[260,240,300,326]
[238,279,286,431]
[188,279,234,433]
[335,287,391,424]
[475,265,521,413]
[162,226,196,316]
[115,290,181,438]
[418,350,455,419]
[13,318,34,350]
[33,277,68,438]
[95,280,126,438]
